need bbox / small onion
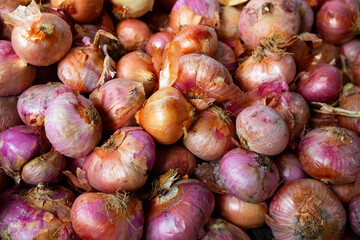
[71,192,144,240]
[266,179,346,240]
[84,127,155,193]
[17,82,73,127]
[236,104,289,156]
[218,6,241,41]
[116,18,151,52]
[219,148,280,203]
[135,87,195,145]
[338,84,360,133]
[0,40,36,96]
[146,31,174,57]
[213,41,238,74]
[298,126,360,185]
[44,92,102,158]
[216,193,268,229]
[342,39,360,65]
[275,151,306,184]
[330,183,355,206]
[0,96,22,133]
[350,195,360,236]
[109,0,154,19]
[293,0,314,33]
[201,218,251,240]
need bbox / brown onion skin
[266,179,346,240]
[330,183,355,206]
[216,194,268,229]
[338,85,360,133]
[116,18,151,52]
[218,6,241,41]
[0,96,21,133]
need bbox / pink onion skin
[219,148,280,203]
[201,218,251,240]
[275,151,306,184]
[236,104,289,156]
[71,192,144,240]
[316,0,360,45]
[342,39,360,65]
[238,0,301,50]
[218,6,241,41]
[297,64,343,104]
[44,92,102,159]
[84,127,156,193]
[330,183,355,206]
[145,179,215,240]
[170,0,220,33]
[116,18,151,52]
[146,31,174,57]
[298,126,360,185]
[293,0,314,33]
[213,41,238,75]
[0,40,36,96]
[350,195,360,236]
[89,78,146,134]
[17,82,73,127]
[0,96,21,133]
[267,179,346,240]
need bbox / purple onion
[293,0,314,33]
[219,148,280,203]
[350,195,360,237]
[342,39,360,65]
[213,41,237,74]
[17,82,73,127]
[275,151,306,184]
[146,31,174,57]
[0,96,22,133]
[201,218,251,240]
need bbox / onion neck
[104,192,129,217]
[255,155,273,171]
[295,215,324,239]
[262,2,274,14]
[39,22,54,36]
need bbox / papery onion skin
[219,149,280,203]
[116,18,151,52]
[293,0,314,33]
[0,96,22,133]
[238,0,301,50]
[342,39,360,65]
[146,31,174,57]
[201,218,251,240]
[17,82,72,127]
[84,127,155,193]
[71,192,144,240]
[0,0,29,40]
[266,179,346,240]
[350,195,360,236]
[136,87,195,145]
[44,92,102,158]
[298,126,360,185]
[0,40,36,96]
[338,85,360,133]
[145,179,215,240]
[216,193,268,229]
[213,41,238,74]
[330,183,355,206]
[218,6,241,41]
[109,0,154,19]
[236,104,289,156]
[275,151,306,184]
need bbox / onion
[330,183,355,206]
[238,0,301,50]
[219,148,280,203]
[275,151,306,184]
[115,18,151,52]
[236,104,289,156]
[109,0,154,19]
[170,0,220,33]
[135,87,195,145]
[17,82,72,127]
[0,96,22,133]
[145,178,215,240]
[352,51,360,86]
[218,6,241,41]
[213,41,238,74]
[342,39,360,65]
[298,126,360,185]
[297,64,343,103]
[0,0,29,40]
[216,193,268,229]
[115,51,157,94]
[152,144,197,177]
[293,0,314,33]
[266,179,347,240]
[4,1,72,66]
[350,195,360,236]
[84,127,155,193]
[194,160,224,192]
[183,105,236,161]
[44,92,102,158]
[50,0,104,23]
[316,0,360,45]
[146,31,174,57]
[71,192,144,240]
[0,40,36,96]
[338,84,360,133]
[201,218,251,240]
[299,43,340,72]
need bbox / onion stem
[312,101,360,117]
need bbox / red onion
[219,148,280,203]
[236,104,289,156]
[297,64,343,103]
[0,0,29,40]
[170,0,220,33]
[0,40,36,96]
[17,82,72,127]
[298,126,360,185]
[342,39,360,65]
[275,151,306,184]
[300,43,340,72]
[352,51,360,86]
[84,127,155,193]
[71,192,144,240]
[316,0,360,45]
[183,105,236,161]
[293,0,314,33]
[201,218,251,240]
[213,41,238,74]
[108,0,154,19]
[44,92,102,158]
[4,1,72,66]
[238,0,301,50]
[350,195,360,236]
[145,178,215,240]
[146,31,174,57]
[116,18,151,52]
[267,178,346,239]
[330,183,355,205]
[338,84,360,133]
[0,96,21,133]
[218,6,242,41]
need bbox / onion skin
[44,92,102,158]
[201,218,251,240]
[17,82,72,127]
[218,6,241,41]
[213,41,237,74]
[266,179,346,240]
[338,85,360,133]
[275,151,306,184]
[216,194,268,229]
[84,127,155,193]
[0,0,29,40]
[116,18,151,52]
[0,40,36,96]
[330,183,355,206]
[71,192,144,240]
[109,0,154,19]
[298,126,360,185]
[236,104,289,156]
[350,195,360,236]
[146,31,174,57]
[0,96,21,133]
[145,179,215,240]
[342,39,360,65]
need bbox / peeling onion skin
[350,195,360,237]
[298,127,360,185]
[275,151,306,185]
[0,96,22,133]
[201,218,251,240]
[266,179,346,240]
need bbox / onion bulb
[338,84,360,133]
[218,6,241,41]
[275,151,306,184]
[213,41,238,74]
[109,0,154,19]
